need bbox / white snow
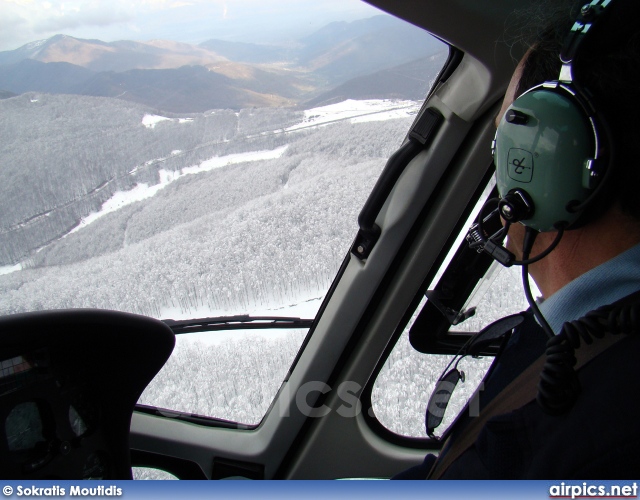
[26,39,47,50]
[286,99,420,132]
[182,146,288,176]
[176,328,298,347]
[142,114,171,128]
[0,263,22,276]
[142,114,195,129]
[351,106,420,123]
[69,182,165,233]
[14,99,417,273]
[69,145,288,235]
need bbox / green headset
[492,0,615,233]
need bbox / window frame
[134,319,314,429]
[360,164,497,446]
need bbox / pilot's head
[491,0,640,299]
[498,0,640,230]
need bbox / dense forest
[0,93,303,266]
[139,330,308,426]
[0,94,413,317]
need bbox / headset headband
[492,0,616,232]
[559,0,613,83]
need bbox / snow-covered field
[2,99,419,274]
[80,100,417,240]
[1,98,416,317]
[286,99,420,131]
[70,146,290,236]
[141,114,194,129]
[0,263,22,276]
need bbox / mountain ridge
[0,15,446,112]
[0,34,228,72]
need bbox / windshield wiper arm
[162,315,314,334]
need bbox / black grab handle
[352,107,443,260]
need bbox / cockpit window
[371,178,531,438]
[0,1,448,426]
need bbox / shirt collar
[539,242,640,334]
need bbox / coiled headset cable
[467,214,639,416]
[537,291,640,415]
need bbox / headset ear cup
[494,84,603,232]
[562,111,614,229]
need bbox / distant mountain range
[0,16,446,111]
[0,34,227,72]
[0,59,307,112]
[304,53,449,108]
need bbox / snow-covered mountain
[0,95,419,319]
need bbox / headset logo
[507,148,534,183]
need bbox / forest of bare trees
[0,93,412,318]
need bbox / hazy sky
[0,0,386,51]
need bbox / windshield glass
[0,1,450,431]
[0,1,447,323]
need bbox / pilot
[397,0,640,479]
